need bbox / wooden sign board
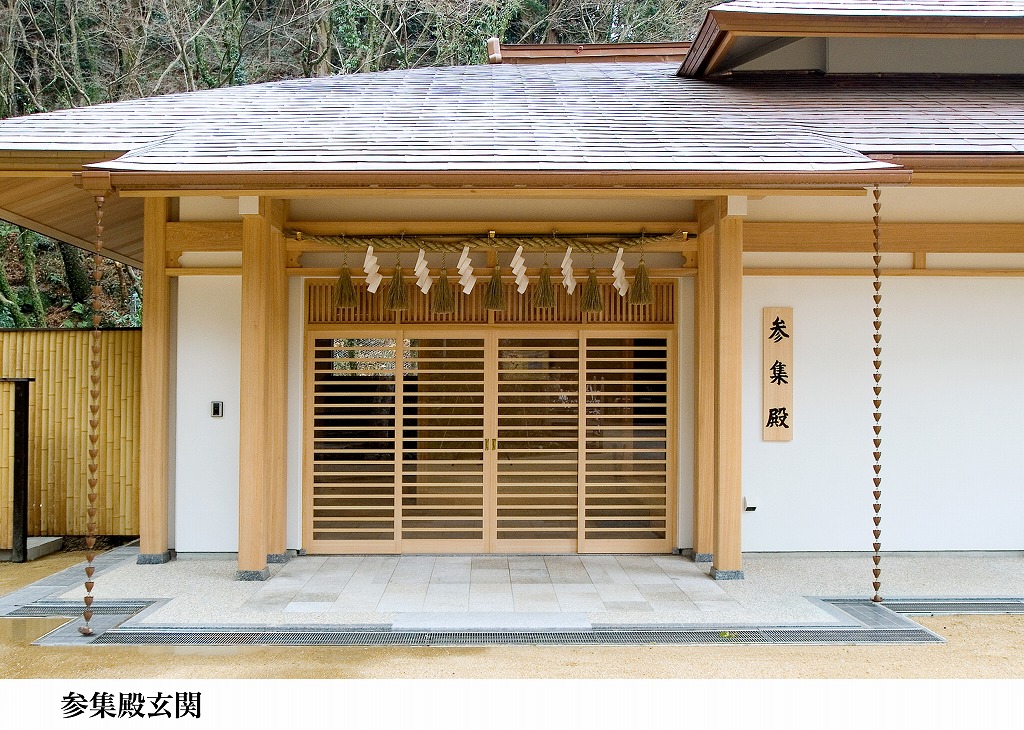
[763,307,793,441]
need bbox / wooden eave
[96,169,913,196]
[679,10,1024,77]
[878,154,1024,185]
[0,150,124,173]
[0,155,142,267]
[498,42,690,64]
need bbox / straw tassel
[334,264,357,308]
[483,264,506,311]
[385,264,410,311]
[432,267,456,314]
[628,257,653,306]
[533,263,556,309]
[579,268,603,312]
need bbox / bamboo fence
[0,329,141,549]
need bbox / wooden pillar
[712,197,744,579]
[692,201,717,563]
[266,209,290,562]
[138,197,172,564]
[237,197,287,579]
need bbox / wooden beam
[0,170,76,178]
[710,10,1024,36]
[712,199,744,579]
[288,220,698,241]
[104,169,912,194]
[745,222,1024,253]
[165,220,698,252]
[908,172,1024,187]
[165,221,242,252]
[165,267,243,276]
[267,203,289,561]
[122,187,870,199]
[236,198,274,579]
[745,267,1024,277]
[692,201,716,563]
[138,198,171,564]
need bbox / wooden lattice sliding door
[304,280,676,555]
[400,334,487,551]
[306,335,400,553]
[579,332,674,553]
[493,336,580,552]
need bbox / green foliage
[0,220,141,329]
[0,1,715,116]
[58,243,92,304]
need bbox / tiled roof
[0,63,891,175]
[712,1,1024,15]
[709,73,1024,154]
[0,63,1021,175]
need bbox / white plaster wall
[733,37,1024,75]
[742,276,1024,551]
[828,37,1024,75]
[174,277,242,552]
[178,196,242,221]
[734,37,827,73]
[166,280,178,549]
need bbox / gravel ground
[0,614,1022,679]
[1,550,1022,680]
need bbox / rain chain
[871,185,884,604]
[80,195,105,636]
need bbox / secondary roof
[683,0,1024,76]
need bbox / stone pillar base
[266,551,294,564]
[235,568,270,581]
[693,552,713,563]
[710,567,744,580]
[137,550,173,565]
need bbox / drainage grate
[882,600,1024,615]
[762,628,941,644]
[90,626,941,647]
[8,601,151,617]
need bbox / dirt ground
[2,550,1023,680]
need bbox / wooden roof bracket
[74,169,113,195]
[486,37,502,64]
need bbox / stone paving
[2,546,1022,641]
